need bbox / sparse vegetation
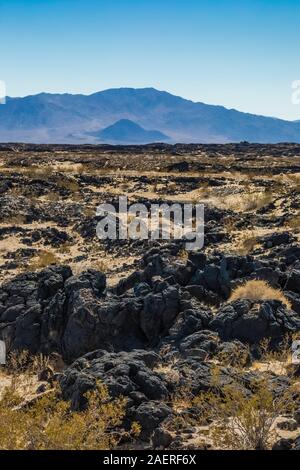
[193,372,297,450]
[235,231,258,255]
[9,214,27,225]
[1,144,300,450]
[5,350,52,377]
[221,191,273,212]
[91,259,108,272]
[0,381,137,450]
[285,213,300,232]
[223,215,238,233]
[229,279,292,309]
[57,177,80,193]
[28,250,60,271]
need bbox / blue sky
[1,0,300,120]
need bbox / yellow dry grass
[229,279,291,309]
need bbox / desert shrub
[17,166,56,180]
[31,353,51,375]
[56,242,72,254]
[84,205,96,218]
[258,333,300,366]
[193,370,297,450]
[286,173,300,192]
[57,178,80,193]
[215,343,250,368]
[223,215,238,233]
[28,250,60,271]
[0,386,27,449]
[285,213,300,232]
[92,260,108,272]
[46,191,61,202]
[153,360,181,386]
[169,386,196,431]
[221,191,273,213]
[73,259,108,275]
[235,230,258,255]
[5,350,31,374]
[177,249,188,261]
[9,214,27,225]
[5,351,53,379]
[56,162,86,175]
[0,381,137,450]
[229,279,291,309]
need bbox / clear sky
[1,0,300,120]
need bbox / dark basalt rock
[259,231,295,248]
[0,265,72,354]
[21,227,72,247]
[168,330,219,362]
[59,349,167,410]
[285,269,300,295]
[60,348,289,440]
[216,340,252,366]
[133,401,172,440]
[210,299,300,345]
[0,261,184,362]
[272,438,294,451]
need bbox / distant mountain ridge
[0,87,300,143]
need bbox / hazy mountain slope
[0,87,299,143]
[89,119,169,144]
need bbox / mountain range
[0,87,300,144]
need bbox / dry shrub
[223,216,238,233]
[286,173,300,192]
[28,250,60,271]
[221,191,273,212]
[167,181,177,192]
[56,242,72,255]
[259,333,300,365]
[46,191,61,202]
[285,214,300,232]
[229,279,291,309]
[178,249,188,261]
[72,259,108,275]
[18,166,55,180]
[0,381,138,450]
[241,191,273,211]
[91,260,108,272]
[9,186,24,197]
[5,350,51,376]
[215,343,250,368]
[56,162,86,175]
[153,360,181,386]
[235,231,258,256]
[84,205,96,218]
[57,178,80,193]
[6,350,31,375]
[170,386,194,420]
[9,214,27,225]
[31,353,51,375]
[193,372,297,450]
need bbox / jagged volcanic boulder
[210,299,300,345]
[59,349,168,409]
[0,263,184,362]
[0,265,72,353]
